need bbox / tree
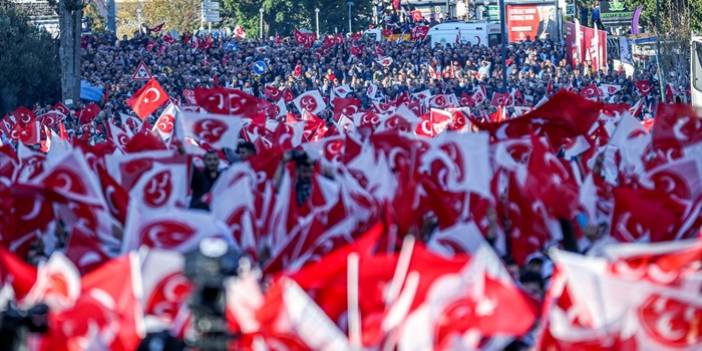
[0,2,60,115]
[622,0,702,88]
[221,0,371,38]
[116,1,140,38]
[142,0,201,33]
[84,1,107,33]
[623,0,702,34]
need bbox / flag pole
[347,253,362,350]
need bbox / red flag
[410,25,429,40]
[35,254,144,351]
[12,119,40,145]
[148,22,164,32]
[293,29,315,48]
[579,83,602,100]
[477,90,602,146]
[651,103,702,150]
[193,87,259,117]
[126,78,169,120]
[234,25,247,39]
[31,150,106,207]
[490,92,512,106]
[411,9,424,22]
[263,85,282,101]
[0,247,38,300]
[333,97,362,117]
[540,247,702,350]
[635,80,653,96]
[96,164,129,224]
[77,102,101,125]
[54,102,70,116]
[611,183,687,242]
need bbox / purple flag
[631,6,642,34]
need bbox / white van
[428,21,501,47]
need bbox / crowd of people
[76,26,676,127]
[0,15,700,351]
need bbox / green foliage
[221,0,371,38]
[143,0,201,33]
[0,2,60,115]
[84,2,107,33]
[116,2,140,38]
[622,0,702,34]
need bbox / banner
[506,4,558,42]
[631,6,643,34]
[619,36,632,64]
[565,22,608,72]
[79,80,104,102]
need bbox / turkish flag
[12,119,40,145]
[651,103,702,150]
[411,9,424,22]
[126,78,169,120]
[579,83,602,100]
[77,102,101,125]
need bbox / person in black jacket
[189,150,221,210]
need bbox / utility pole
[107,0,115,34]
[51,0,82,105]
[347,0,354,33]
[315,8,320,39]
[259,7,264,39]
[499,0,508,90]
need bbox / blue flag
[80,80,104,102]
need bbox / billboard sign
[506,4,558,42]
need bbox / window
[694,40,702,91]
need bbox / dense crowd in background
[1,9,701,350]
[72,25,680,125]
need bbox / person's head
[519,270,545,300]
[203,150,220,173]
[292,151,313,183]
[236,142,256,160]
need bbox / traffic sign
[132,61,153,81]
[252,60,268,75]
[201,0,221,23]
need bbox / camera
[183,238,242,351]
[0,302,49,351]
